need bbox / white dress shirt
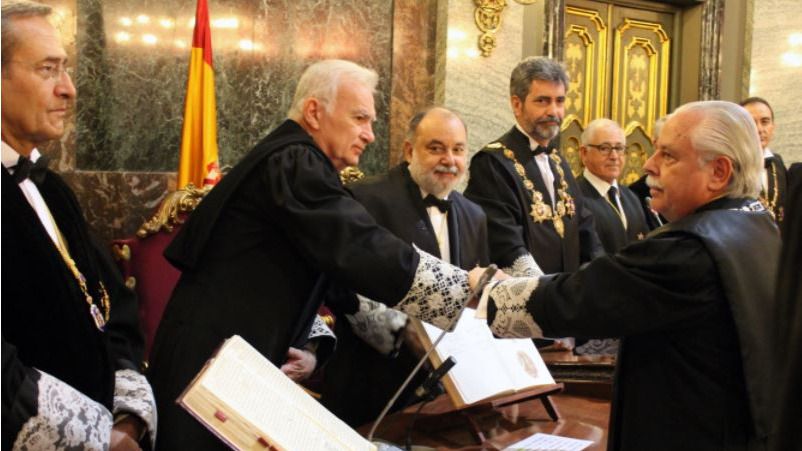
[515,123,555,205]
[420,189,451,264]
[583,168,627,229]
[2,141,62,249]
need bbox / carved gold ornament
[339,166,365,185]
[136,183,212,238]
[472,0,540,57]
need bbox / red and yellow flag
[177,0,220,188]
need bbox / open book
[411,308,556,408]
[178,335,376,451]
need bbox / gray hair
[287,59,378,120]
[2,0,53,67]
[653,116,668,141]
[509,57,569,101]
[674,100,762,199]
[405,106,467,142]
[580,118,623,145]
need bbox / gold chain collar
[759,160,783,222]
[490,142,576,237]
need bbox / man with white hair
[577,118,649,254]
[149,60,474,450]
[473,101,780,450]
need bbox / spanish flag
[177,0,220,188]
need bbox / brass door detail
[561,1,674,184]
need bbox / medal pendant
[553,216,565,238]
[89,304,106,331]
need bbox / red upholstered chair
[112,184,212,362]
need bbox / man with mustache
[2,1,156,449]
[739,97,787,226]
[321,107,489,426]
[464,57,601,348]
[472,101,780,450]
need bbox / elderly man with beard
[472,101,780,451]
[465,56,601,349]
[321,106,489,426]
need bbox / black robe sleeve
[464,151,531,268]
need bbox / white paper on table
[502,432,594,451]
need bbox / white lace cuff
[113,369,157,447]
[487,277,544,338]
[501,253,545,278]
[13,371,112,451]
[394,246,471,331]
[308,314,336,342]
[346,295,409,355]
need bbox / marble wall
[37,0,429,242]
[436,0,525,159]
[748,0,802,163]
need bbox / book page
[420,309,553,405]
[197,336,374,451]
[491,332,555,391]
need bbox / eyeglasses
[587,143,626,156]
[9,60,74,81]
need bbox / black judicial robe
[321,163,490,426]
[1,168,145,448]
[771,162,802,451]
[577,176,649,254]
[151,120,443,450]
[494,197,779,450]
[464,127,602,273]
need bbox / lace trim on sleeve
[13,371,112,451]
[113,369,157,447]
[487,277,544,338]
[346,295,408,355]
[395,246,471,331]
[501,253,544,278]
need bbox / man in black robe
[464,57,600,278]
[464,56,601,350]
[473,101,780,451]
[1,2,156,449]
[149,60,474,450]
[740,97,787,226]
[321,107,490,426]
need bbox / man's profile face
[406,109,467,198]
[643,111,716,222]
[511,80,565,146]
[580,125,626,183]
[1,15,76,153]
[316,78,376,170]
[743,102,774,151]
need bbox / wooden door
[561,0,675,184]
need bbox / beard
[408,160,463,198]
[524,116,561,142]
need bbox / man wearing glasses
[2,1,155,449]
[577,118,650,254]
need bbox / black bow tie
[13,155,50,185]
[532,145,553,156]
[423,194,451,213]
